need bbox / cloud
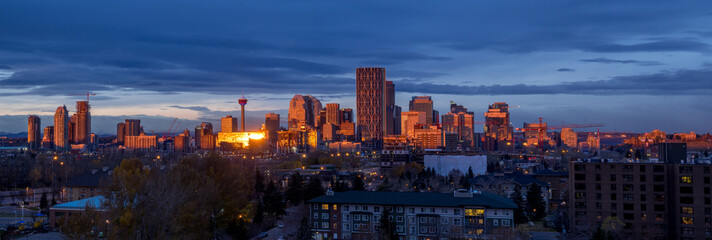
[0,65,12,70]
[579,58,663,66]
[557,68,575,72]
[398,68,712,95]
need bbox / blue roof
[308,191,517,209]
[51,196,106,210]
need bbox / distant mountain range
[0,132,27,138]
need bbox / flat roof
[50,196,106,210]
[308,191,516,209]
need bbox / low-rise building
[307,190,516,240]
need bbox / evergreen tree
[39,192,48,211]
[285,173,303,205]
[264,181,286,217]
[304,177,325,201]
[511,185,527,224]
[467,166,474,179]
[459,176,471,189]
[526,183,546,220]
[352,175,365,191]
[377,209,398,240]
[51,194,56,206]
[253,202,264,223]
[255,169,265,194]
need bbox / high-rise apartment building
[356,67,386,150]
[27,115,41,150]
[74,101,91,145]
[401,111,426,138]
[325,103,341,125]
[221,115,238,133]
[116,123,126,145]
[68,115,76,144]
[409,96,434,125]
[484,102,513,151]
[195,122,213,149]
[42,126,54,149]
[124,119,141,138]
[442,101,475,151]
[414,126,443,149]
[54,105,69,151]
[561,128,577,148]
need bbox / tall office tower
[523,122,547,147]
[27,115,41,150]
[288,94,322,130]
[318,110,326,131]
[68,115,76,144]
[384,81,397,135]
[393,105,402,135]
[124,119,141,137]
[325,103,341,125]
[409,96,434,125]
[74,101,91,144]
[265,113,281,151]
[238,94,248,132]
[221,115,238,133]
[195,122,213,149]
[116,123,126,145]
[54,105,69,151]
[442,110,475,150]
[401,111,426,138]
[356,67,386,150]
[561,128,577,148]
[432,110,440,125]
[42,126,54,149]
[484,102,514,151]
[341,108,353,123]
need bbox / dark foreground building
[308,190,516,240]
[569,144,712,239]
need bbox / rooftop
[307,190,517,209]
[50,196,106,210]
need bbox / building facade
[356,67,386,151]
[74,101,91,145]
[308,190,516,240]
[27,115,41,150]
[221,115,238,133]
[409,96,434,125]
[54,105,69,151]
[484,102,513,152]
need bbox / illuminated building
[484,102,513,152]
[124,134,157,150]
[327,141,361,153]
[27,115,41,150]
[68,115,76,144]
[195,122,213,149]
[561,128,577,148]
[308,190,516,240]
[384,81,401,136]
[216,131,266,151]
[326,103,341,125]
[74,101,91,145]
[221,115,238,133]
[322,123,338,142]
[523,122,547,147]
[409,96,434,125]
[341,108,353,123]
[42,126,54,149]
[586,133,599,151]
[442,101,475,151]
[54,105,69,151]
[288,94,322,130]
[277,127,320,154]
[124,119,141,138]
[414,126,443,150]
[338,121,356,142]
[356,67,386,151]
[401,111,425,138]
[116,123,125,145]
[238,94,248,132]
[265,113,281,152]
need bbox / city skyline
[2,1,712,134]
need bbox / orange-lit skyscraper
[221,115,238,133]
[27,115,41,150]
[356,67,386,150]
[325,103,341,125]
[124,119,141,138]
[484,102,514,151]
[409,96,434,125]
[116,122,125,145]
[42,126,54,149]
[401,111,426,138]
[288,94,322,130]
[265,113,280,151]
[442,101,475,150]
[54,105,69,151]
[74,101,91,145]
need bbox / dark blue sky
[1,1,711,134]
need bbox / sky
[1,1,712,135]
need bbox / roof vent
[453,189,473,198]
[326,188,335,196]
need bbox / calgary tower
[238,93,248,132]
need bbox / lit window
[465,208,485,216]
[682,217,694,225]
[681,176,693,184]
[322,204,329,210]
[333,205,338,210]
[682,207,694,214]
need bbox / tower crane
[69,92,97,102]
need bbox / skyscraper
[401,111,426,138]
[341,108,353,123]
[54,105,69,151]
[124,119,141,138]
[384,81,396,136]
[265,113,281,151]
[195,122,213,149]
[288,94,322,130]
[442,102,475,150]
[68,115,76,144]
[27,115,41,150]
[74,101,91,145]
[409,96,434,125]
[356,67,386,150]
[561,128,577,148]
[221,115,238,133]
[484,102,513,151]
[325,103,341,125]
[117,122,126,145]
[42,126,54,149]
